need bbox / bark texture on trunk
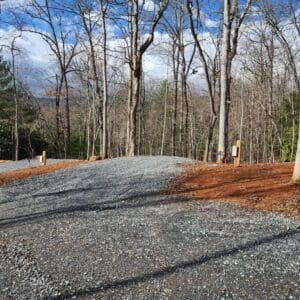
[100,0,108,159]
[127,73,140,156]
[217,0,230,163]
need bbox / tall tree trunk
[137,69,145,155]
[180,43,189,158]
[161,79,169,155]
[101,36,108,159]
[217,0,230,163]
[127,2,139,157]
[55,74,64,157]
[217,0,252,163]
[100,0,108,159]
[126,0,169,156]
[127,70,140,156]
[86,110,91,160]
[171,43,179,156]
[204,115,217,162]
[290,93,296,160]
[12,54,18,161]
[183,77,189,157]
[292,125,300,183]
[86,90,92,160]
[63,72,70,158]
[126,72,133,155]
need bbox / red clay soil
[168,163,300,218]
[0,161,85,186]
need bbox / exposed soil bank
[168,163,300,217]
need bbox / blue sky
[0,0,299,95]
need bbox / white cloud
[143,0,159,12]
[195,11,219,29]
[2,0,29,10]
[0,19,219,95]
[3,12,298,97]
[143,53,168,79]
[0,26,57,94]
[204,18,218,28]
[0,22,218,94]
[2,27,54,65]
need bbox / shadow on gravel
[50,226,300,300]
[0,186,122,207]
[0,192,189,229]
[0,182,134,205]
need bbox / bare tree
[258,0,300,180]
[160,78,169,155]
[11,36,21,161]
[217,0,252,163]
[292,124,300,182]
[170,28,180,156]
[261,0,300,90]
[285,1,300,182]
[99,0,109,158]
[125,0,169,156]
[186,0,220,162]
[21,0,79,157]
[163,0,188,157]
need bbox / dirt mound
[168,163,300,218]
[0,161,85,186]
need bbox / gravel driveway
[0,156,299,299]
[0,159,75,174]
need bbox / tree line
[0,0,299,175]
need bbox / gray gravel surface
[0,159,75,174]
[0,156,299,299]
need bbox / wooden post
[234,140,241,167]
[42,150,47,166]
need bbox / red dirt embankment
[0,161,85,186]
[168,163,300,218]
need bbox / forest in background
[0,0,299,165]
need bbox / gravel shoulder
[0,156,299,299]
[0,159,77,174]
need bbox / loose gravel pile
[0,156,299,299]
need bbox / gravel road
[0,156,299,299]
[0,159,75,174]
